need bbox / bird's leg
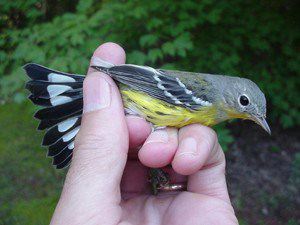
[148,168,170,195]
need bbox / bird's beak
[251,115,271,135]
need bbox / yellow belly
[121,89,218,128]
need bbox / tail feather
[24,63,84,169]
[25,80,83,99]
[23,63,84,82]
[37,110,82,130]
[48,138,74,157]
[28,93,82,107]
[48,125,80,167]
[42,117,81,146]
[53,147,73,169]
[34,98,83,120]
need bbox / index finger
[173,124,230,203]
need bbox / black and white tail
[24,63,85,169]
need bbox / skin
[50,42,238,225]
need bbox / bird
[24,57,270,193]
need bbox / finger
[188,143,230,203]
[52,43,127,224]
[138,128,178,168]
[172,124,219,175]
[126,116,151,150]
[87,42,125,74]
[172,124,230,202]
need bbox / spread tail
[24,63,84,169]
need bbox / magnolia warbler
[24,57,270,193]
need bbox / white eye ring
[239,94,250,106]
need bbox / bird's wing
[93,64,212,110]
[159,69,215,107]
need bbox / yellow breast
[121,89,218,128]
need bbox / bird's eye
[239,95,249,106]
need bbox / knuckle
[76,132,107,149]
[83,73,100,89]
[67,134,122,187]
[210,143,226,169]
[217,149,226,168]
[83,75,93,89]
[189,124,217,140]
[74,131,118,163]
[180,124,219,151]
[199,126,218,149]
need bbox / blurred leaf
[139,34,158,47]
[76,0,94,13]
[214,124,234,152]
[162,42,176,56]
[127,51,147,65]
[148,48,163,63]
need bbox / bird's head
[220,77,271,134]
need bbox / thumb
[51,43,127,225]
[72,71,129,195]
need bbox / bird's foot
[149,168,170,195]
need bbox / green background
[0,0,299,224]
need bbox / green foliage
[0,103,64,224]
[8,196,58,225]
[238,218,249,225]
[0,0,299,128]
[214,123,234,152]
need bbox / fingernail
[83,76,111,113]
[178,137,198,156]
[144,129,169,145]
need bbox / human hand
[50,43,238,225]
